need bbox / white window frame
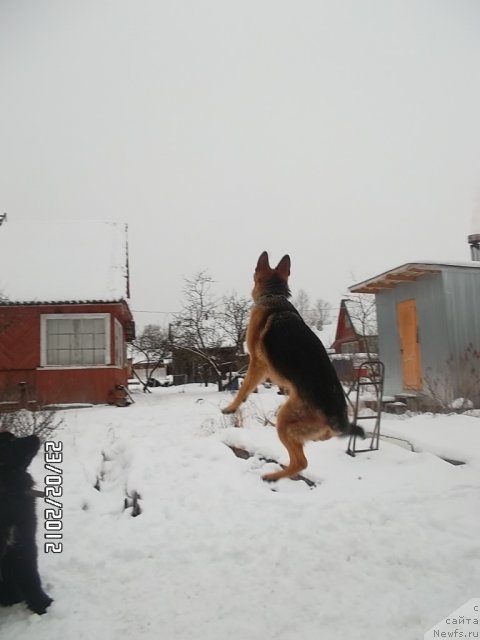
[114,318,124,368]
[40,313,111,368]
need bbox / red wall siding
[0,302,132,406]
[336,307,357,342]
[37,368,128,405]
[0,307,39,370]
[332,307,358,353]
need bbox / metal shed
[349,261,480,407]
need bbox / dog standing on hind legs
[222,251,364,482]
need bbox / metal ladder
[346,359,385,456]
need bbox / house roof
[349,261,480,294]
[0,220,129,304]
[341,299,369,336]
[0,299,127,307]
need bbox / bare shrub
[0,409,63,442]
[420,344,480,412]
[235,398,278,428]
[172,272,250,390]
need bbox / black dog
[0,431,53,615]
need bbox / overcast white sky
[1,1,480,328]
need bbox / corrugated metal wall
[376,272,450,396]
[443,268,480,354]
[376,266,480,400]
[442,268,480,400]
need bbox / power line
[132,303,355,315]
[132,295,371,317]
[132,309,179,314]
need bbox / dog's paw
[27,592,53,615]
[221,406,237,415]
[262,472,279,483]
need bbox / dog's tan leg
[221,358,266,414]
[262,401,308,481]
[262,435,307,482]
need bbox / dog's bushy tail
[347,423,365,439]
[334,420,365,439]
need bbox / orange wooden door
[397,299,422,390]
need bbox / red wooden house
[0,220,135,407]
[331,298,378,355]
[330,298,378,382]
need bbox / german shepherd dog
[222,251,364,482]
[0,432,53,614]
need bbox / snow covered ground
[1,385,479,640]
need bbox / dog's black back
[262,296,350,431]
[0,431,53,615]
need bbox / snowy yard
[1,385,479,640]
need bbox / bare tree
[293,289,332,330]
[173,271,223,351]
[221,292,250,353]
[309,298,333,330]
[293,289,310,318]
[344,294,378,357]
[131,324,170,392]
[172,272,225,388]
[171,273,251,390]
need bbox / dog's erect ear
[275,255,291,279]
[12,435,40,469]
[0,432,15,465]
[0,432,39,468]
[255,251,270,272]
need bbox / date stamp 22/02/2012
[43,441,63,554]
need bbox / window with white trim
[341,341,360,354]
[41,314,111,367]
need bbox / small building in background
[0,220,135,407]
[349,258,480,408]
[171,345,249,387]
[331,298,378,355]
[329,298,378,384]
